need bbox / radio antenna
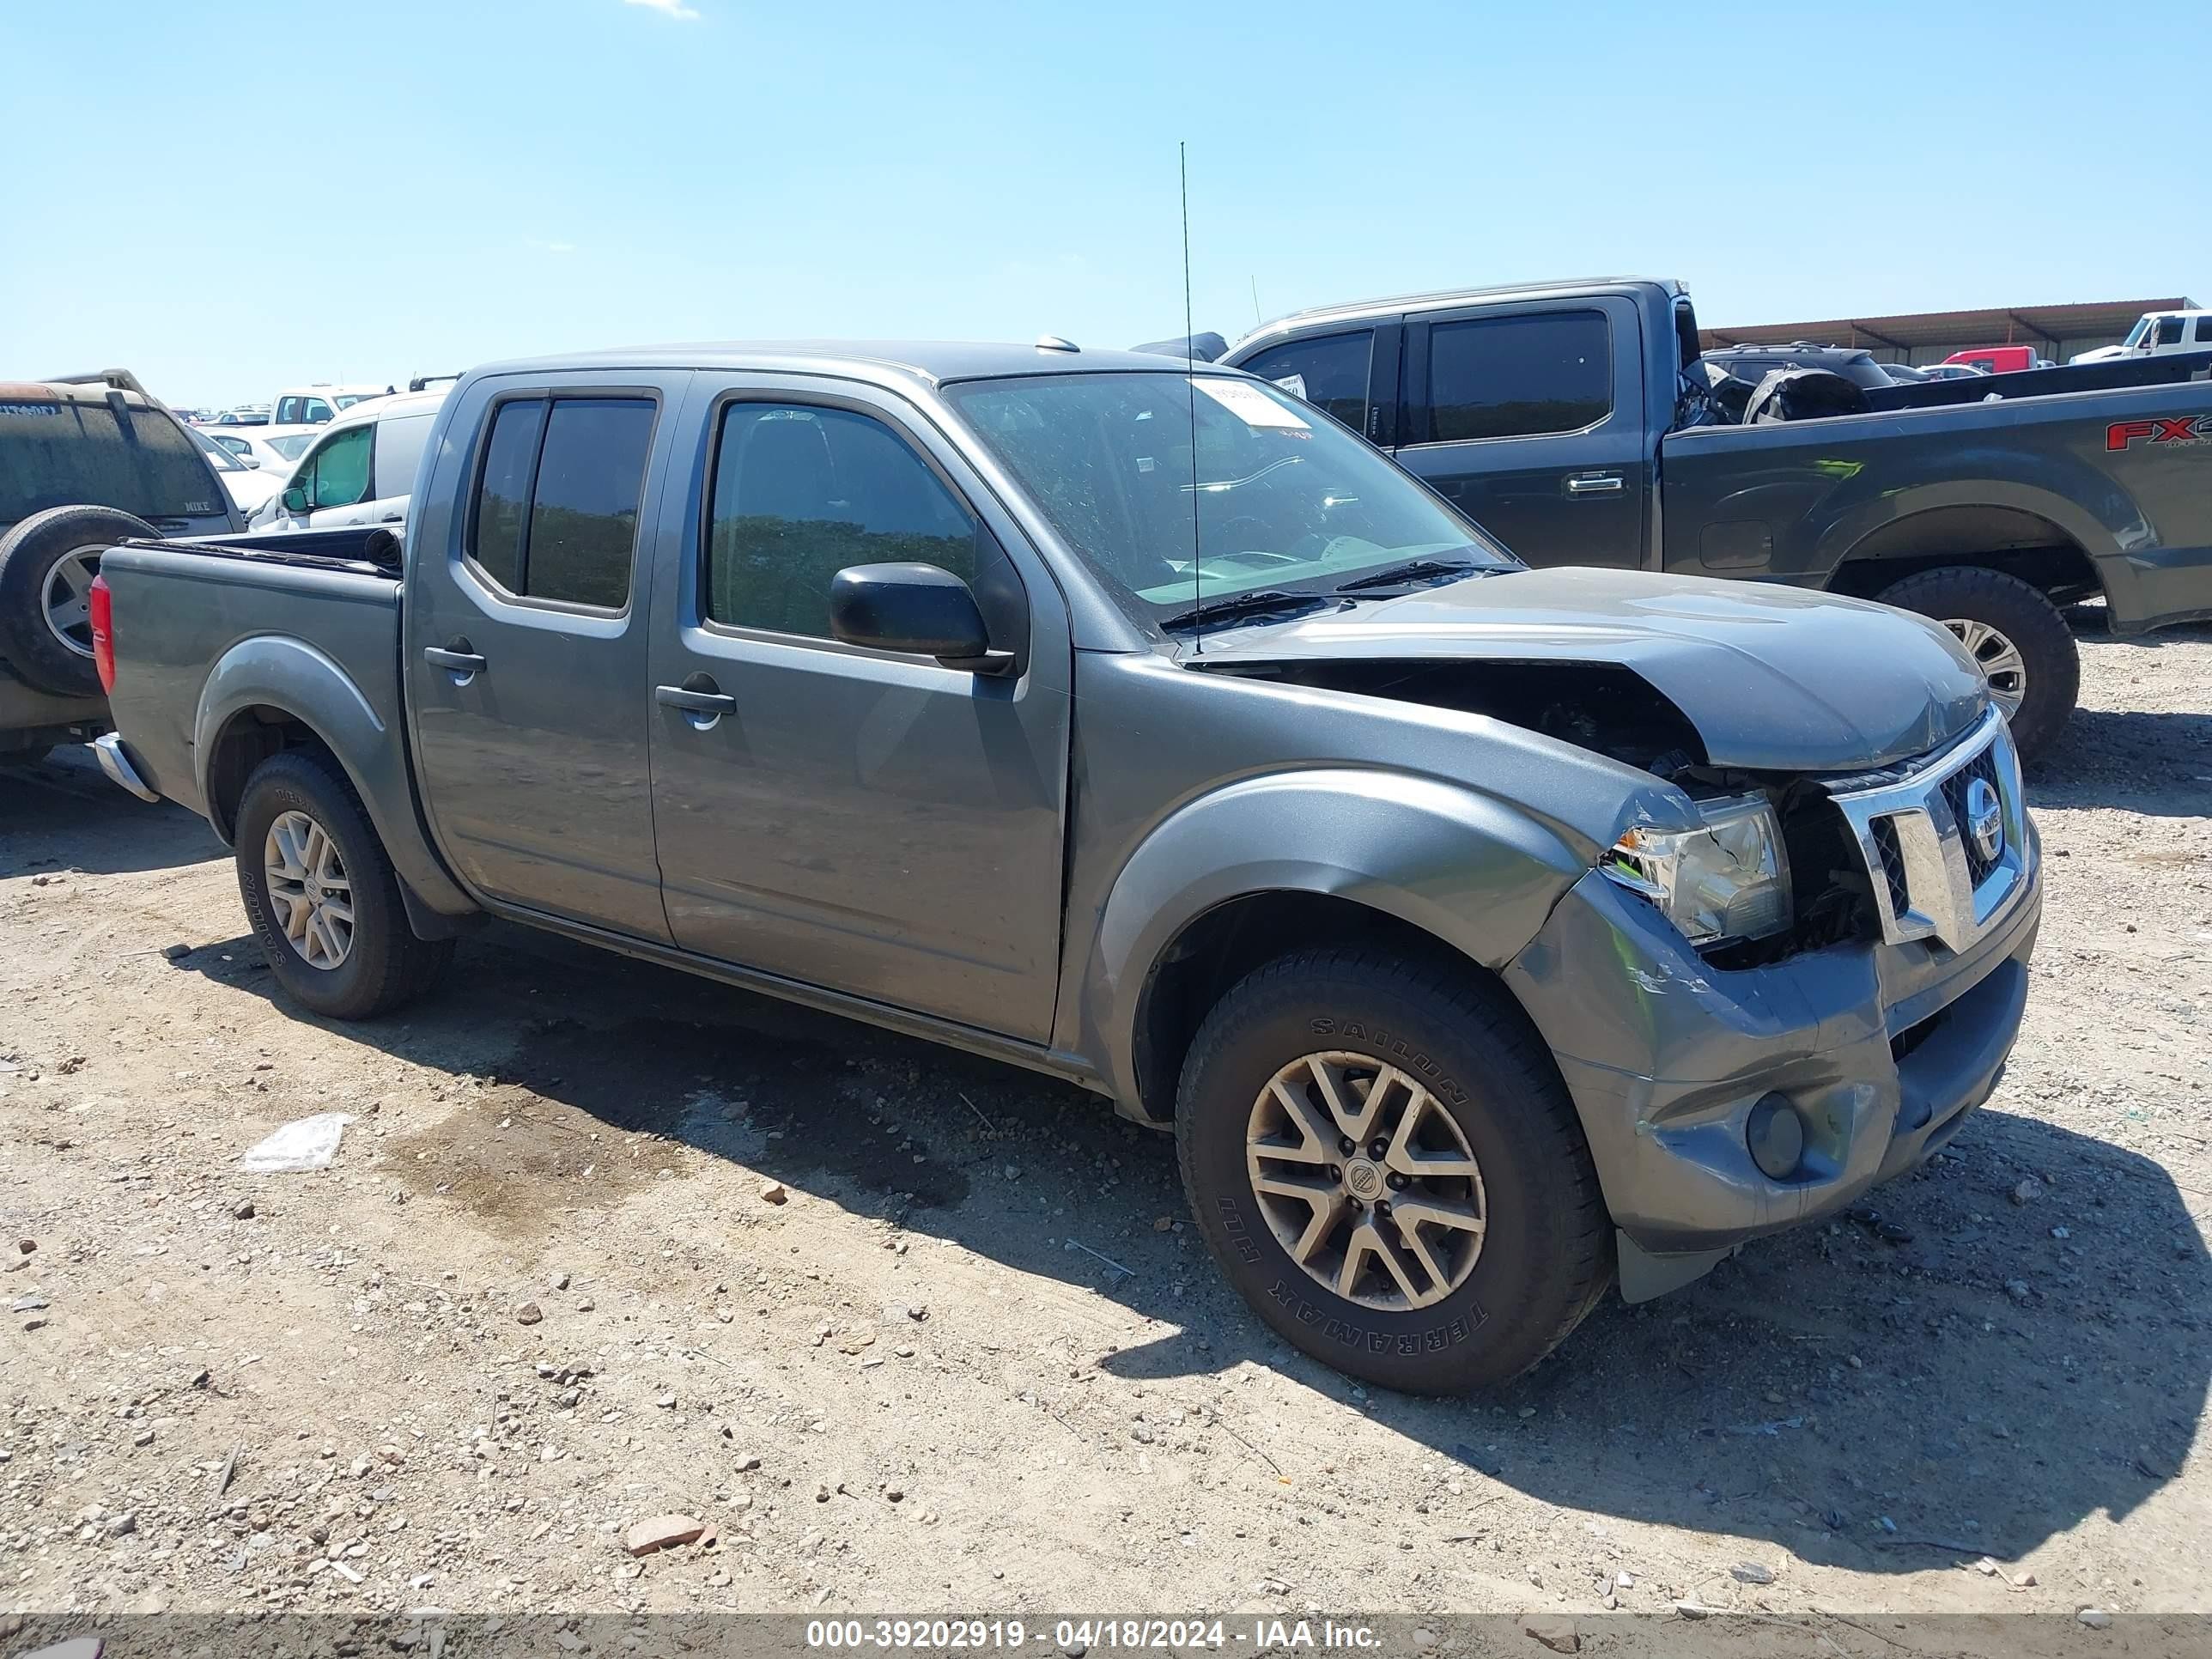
[1182,140,1202,655]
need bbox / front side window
[301,425,372,509]
[464,396,654,610]
[706,404,977,640]
[1235,331,1373,435]
[943,372,1511,621]
[304,398,334,422]
[1425,310,1611,442]
[2154,317,2185,347]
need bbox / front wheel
[1875,566,2079,758]
[1176,948,1612,1393]
[234,748,453,1019]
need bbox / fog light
[1747,1093,1806,1180]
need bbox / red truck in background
[1943,344,2055,374]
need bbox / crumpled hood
[1185,566,1988,772]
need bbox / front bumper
[1502,823,2040,1300]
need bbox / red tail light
[90,574,116,694]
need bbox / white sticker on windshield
[1193,376,1310,429]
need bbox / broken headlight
[1601,793,1792,947]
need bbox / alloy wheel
[263,810,355,969]
[42,546,105,658]
[1244,1050,1487,1310]
[1942,617,2027,720]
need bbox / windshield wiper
[1156,590,1336,634]
[1334,556,1501,593]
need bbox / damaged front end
[1194,653,1890,972]
[1197,647,2040,1300]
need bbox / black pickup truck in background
[1211,278,2212,755]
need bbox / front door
[1392,296,1648,569]
[404,378,684,942]
[646,377,1072,1042]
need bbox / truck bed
[1659,373,2212,634]
[95,530,406,819]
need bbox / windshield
[333,392,382,410]
[2123,316,2154,348]
[268,433,315,461]
[943,371,1511,618]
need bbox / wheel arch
[1822,496,2106,608]
[1077,769,1590,1123]
[196,635,476,922]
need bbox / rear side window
[2195,317,2212,344]
[371,411,435,501]
[0,398,223,524]
[465,396,655,611]
[706,403,977,640]
[275,397,303,423]
[1235,331,1373,435]
[1425,311,1611,442]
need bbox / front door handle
[656,684,738,716]
[1566,473,1625,495]
[423,646,487,674]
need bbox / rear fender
[1077,769,1590,1109]
[196,635,475,918]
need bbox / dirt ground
[3,617,2207,1637]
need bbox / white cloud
[623,0,701,18]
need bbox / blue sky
[4,0,2203,408]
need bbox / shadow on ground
[0,743,222,876]
[174,912,2210,1577]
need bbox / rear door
[403,375,688,942]
[643,374,1073,1041]
[1391,296,1647,568]
[1232,323,1403,447]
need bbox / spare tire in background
[0,504,158,698]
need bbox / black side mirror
[281,483,311,515]
[830,562,1013,675]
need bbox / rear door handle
[656,684,738,715]
[423,646,487,674]
[1566,473,1625,495]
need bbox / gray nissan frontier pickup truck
[88,341,2041,1391]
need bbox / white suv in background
[249,386,448,531]
[270,384,393,425]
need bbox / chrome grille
[1825,708,2030,952]
[1869,816,1910,915]
[1942,747,2004,889]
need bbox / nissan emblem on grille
[1966,776,2003,865]
[1825,708,2028,953]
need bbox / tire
[1176,948,1612,1393]
[1875,566,2079,758]
[233,748,454,1019]
[0,505,159,697]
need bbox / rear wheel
[1875,566,2078,757]
[234,748,453,1019]
[0,505,160,697]
[1176,948,1612,1393]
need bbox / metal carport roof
[1700,297,2197,353]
